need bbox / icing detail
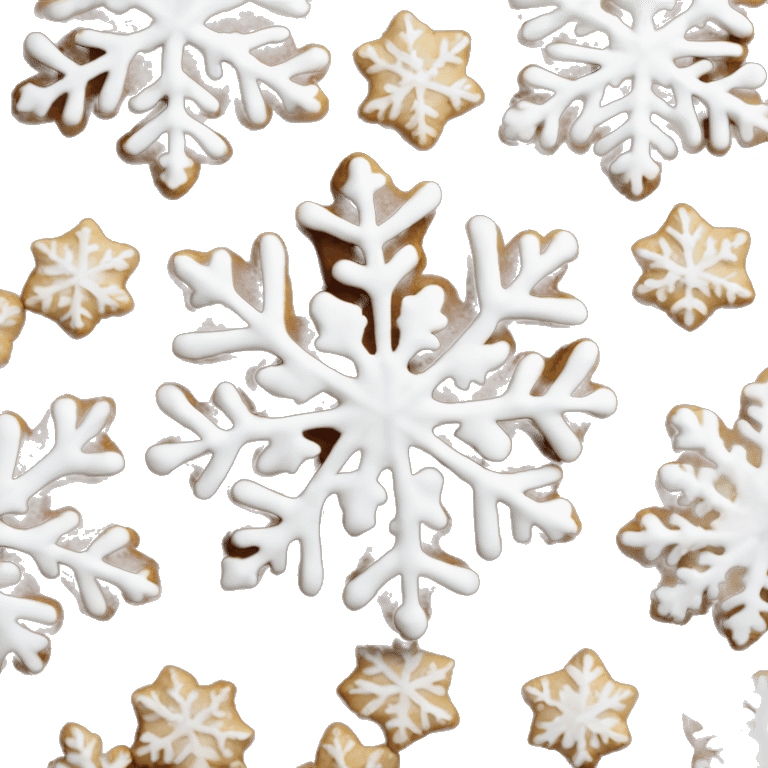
[147,153,615,640]
[13,0,330,197]
[337,643,458,751]
[0,396,159,675]
[314,723,399,768]
[50,723,132,768]
[633,205,753,330]
[619,368,768,649]
[0,291,25,367]
[23,219,138,338]
[354,11,483,148]
[523,649,638,768]
[501,0,768,199]
[683,716,723,768]
[131,666,254,768]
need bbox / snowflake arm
[633,205,753,330]
[14,1,330,196]
[50,723,132,768]
[523,649,638,768]
[619,372,768,649]
[354,12,484,148]
[501,0,768,198]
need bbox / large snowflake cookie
[619,369,768,649]
[633,205,753,330]
[337,643,458,751]
[500,0,768,199]
[147,152,616,640]
[522,649,638,768]
[310,724,398,768]
[13,0,330,198]
[0,396,159,674]
[23,219,139,338]
[0,291,25,367]
[353,11,484,149]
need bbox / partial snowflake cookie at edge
[147,152,616,641]
[13,0,330,198]
[619,368,768,649]
[501,0,768,199]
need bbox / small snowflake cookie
[500,0,768,199]
[147,152,616,641]
[23,219,139,338]
[0,396,159,675]
[0,291,25,367]
[522,649,638,768]
[309,724,399,768]
[354,11,484,148]
[337,643,458,751]
[619,368,768,649]
[633,205,753,330]
[13,0,330,198]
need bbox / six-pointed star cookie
[22,218,139,338]
[0,290,25,367]
[523,649,638,768]
[131,666,254,768]
[313,723,399,768]
[354,11,484,149]
[632,204,753,330]
[337,643,459,751]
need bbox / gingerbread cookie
[354,12,483,148]
[23,219,139,338]
[523,649,638,768]
[633,205,753,330]
[0,291,25,367]
[312,723,399,768]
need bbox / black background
[6,0,768,768]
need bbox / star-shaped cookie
[354,11,484,149]
[22,219,139,338]
[632,204,753,330]
[131,666,254,768]
[337,643,458,751]
[522,649,637,768]
[0,290,25,366]
[313,723,399,768]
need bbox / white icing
[15,0,329,196]
[634,205,752,327]
[356,12,482,146]
[620,373,768,648]
[0,396,159,675]
[319,726,393,768]
[26,222,136,333]
[501,0,768,198]
[0,297,22,328]
[147,153,615,640]
[132,667,252,768]
[525,652,635,767]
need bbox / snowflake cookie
[0,291,25,367]
[619,368,768,649]
[633,205,753,330]
[500,0,768,199]
[337,643,458,751]
[146,152,616,640]
[309,723,399,768]
[23,219,139,338]
[13,1,330,198]
[522,649,638,768]
[353,11,484,148]
[0,396,159,675]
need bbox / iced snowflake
[50,724,132,768]
[131,666,254,768]
[523,649,638,768]
[633,204,753,330]
[313,723,399,768]
[146,152,616,640]
[619,369,768,649]
[13,0,330,197]
[0,396,159,674]
[337,643,457,751]
[0,290,25,367]
[23,219,139,338]
[354,11,484,148]
[501,0,768,199]
[749,677,768,768]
